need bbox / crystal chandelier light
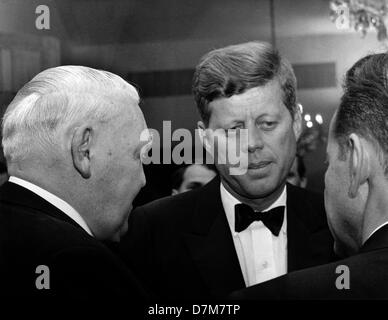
[330,0,388,42]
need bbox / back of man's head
[335,53,388,173]
[2,65,138,165]
[325,53,388,257]
[1,65,147,241]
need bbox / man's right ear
[348,133,370,198]
[71,125,92,179]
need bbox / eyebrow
[257,113,277,119]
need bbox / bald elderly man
[0,66,150,298]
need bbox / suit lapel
[286,183,335,271]
[183,177,245,298]
[286,183,316,271]
[0,181,86,232]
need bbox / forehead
[114,98,146,141]
[208,80,285,120]
[115,94,144,123]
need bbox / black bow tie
[234,203,285,236]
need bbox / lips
[248,161,272,169]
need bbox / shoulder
[286,184,327,228]
[138,186,201,214]
[0,200,109,256]
[287,183,324,207]
[231,253,371,300]
[0,202,132,294]
[128,187,203,235]
[283,249,388,298]
[132,177,219,222]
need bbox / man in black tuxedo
[120,41,334,300]
[0,66,151,298]
[231,53,388,299]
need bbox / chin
[242,177,282,198]
[240,185,276,199]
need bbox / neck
[221,177,285,212]
[361,178,388,244]
[9,162,99,233]
[10,166,81,212]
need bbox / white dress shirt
[9,176,93,236]
[220,182,287,287]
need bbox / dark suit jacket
[119,177,334,300]
[230,224,388,300]
[0,181,147,299]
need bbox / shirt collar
[8,176,93,237]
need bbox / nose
[247,125,264,153]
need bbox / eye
[260,121,277,130]
[224,126,242,137]
[228,124,243,131]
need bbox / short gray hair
[2,65,139,163]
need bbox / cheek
[124,161,140,185]
[267,128,296,167]
[324,167,336,201]
[324,165,347,219]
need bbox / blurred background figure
[287,155,307,188]
[171,163,217,195]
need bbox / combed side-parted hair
[192,41,297,125]
[335,53,388,174]
[2,65,138,163]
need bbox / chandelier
[330,0,388,42]
[296,104,326,157]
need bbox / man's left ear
[292,107,302,141]
[71,125,93,179]
[348,133,370,198]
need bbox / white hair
[2,65,139,163]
